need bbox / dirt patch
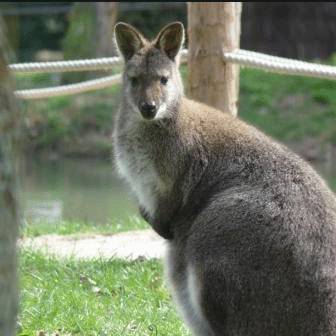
[19,229,166,261]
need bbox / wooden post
[95,2,119,57]
[0,16,20,336]
[187,2,242,116]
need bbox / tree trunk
[95,2,119,57]
[187,2,242,116]
[0,16,20,336]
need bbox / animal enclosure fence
[10,48,336,100]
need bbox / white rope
[236,49,336,70]
[224,49,336,80]
[9,50,188,74]
[15,74,121,100]
[12,50,188,100]
[9,57,123,73]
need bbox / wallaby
[113,21,336,336]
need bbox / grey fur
[113,22,336,336]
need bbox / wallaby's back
[166,97,336,336]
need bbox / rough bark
[0,15,20,336]
[187,2,242,116]
[95,2,119,57]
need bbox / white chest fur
[114,128,166,217]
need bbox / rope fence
[10,57,123,74]
[15,74,121,100]
[10,50,189,74]
[12,49,336,100]
[224,50,336,81]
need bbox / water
[20,157,136,225]
[20,157,336,225]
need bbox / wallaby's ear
[114,22,146,61]
[155,22,184,60]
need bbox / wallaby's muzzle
[139,101,157,120]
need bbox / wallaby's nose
[139,101,157,119]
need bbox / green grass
[21,216,148,238]
[18,250,189,336]
[239,69,336,144]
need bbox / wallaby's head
[115,22,184,120]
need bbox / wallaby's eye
[130,77,139,87]
[160,76,168,85]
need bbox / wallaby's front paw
[139,206,151,223]
[153,224,174,240]
[139,206,174,240]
